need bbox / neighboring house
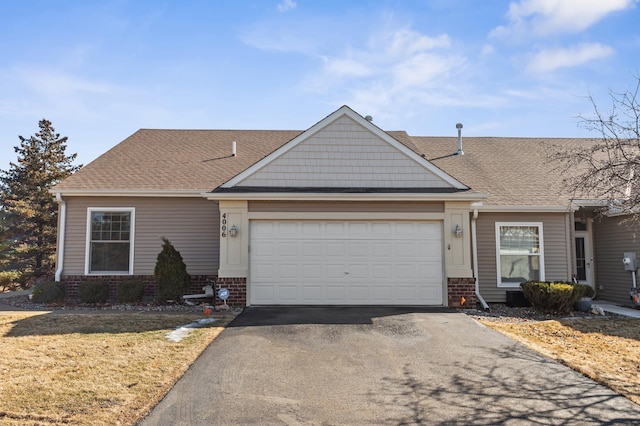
[51,106,640,307]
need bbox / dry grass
[482,317,640,405]
[0,311,234,425]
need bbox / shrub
[77,281,110,304]
[520,281,583,315]
[116,280,144,303]
[31,281,65,304]
[578,283,595,298]
[154,237,191,303]
[0,271,19,292]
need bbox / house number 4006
[221,213,227,237]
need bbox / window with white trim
[86,208,135,274]
[496,222,544,287]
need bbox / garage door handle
[344,272,349,275]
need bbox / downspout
[472,207,490,311]
[54,193,66,282]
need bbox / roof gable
[222,106,467,190]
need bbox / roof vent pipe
[232,141,237,157]
[456,123,464,156]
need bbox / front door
[574,231,593,285]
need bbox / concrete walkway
[596,300,640,318]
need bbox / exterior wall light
[453,224,463,238]
[229,225,238,238]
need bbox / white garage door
[249,220,443,305]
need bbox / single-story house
[51,106,640,307]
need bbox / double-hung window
[496,222,544,287]
[86,208,135,274]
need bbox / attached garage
[249,220,444,305]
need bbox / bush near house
[116,280,145,303]
[576,283,595,298]
[31,281,65,304]
[520,281,583,315]
[77,281,109,304]
[155,237,191,303]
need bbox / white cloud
[492,0,636,37]
[277,0,296,13]
[481,44,495,56]
[527,43,614,73]
[322,57,372,78]
[307,28,463,101]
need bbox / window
[86,208,135,274]
[495,222,544,287]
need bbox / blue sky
[1,0,639,168]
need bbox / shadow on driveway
[229,305,457,326]
[140,306,640,425]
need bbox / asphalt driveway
[140,307,639,425]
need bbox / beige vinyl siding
[476,212,572,302]
[238,116,453,189]
[593,215,640,305]
[249,200,444,213]
[61,197,219,276]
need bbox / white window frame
[495,222,545,287]
[85,207,135,275]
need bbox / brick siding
[447,277,476,309]
[60,274,247,306]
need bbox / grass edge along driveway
[481,317,640,406]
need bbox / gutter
[471,205,490,311]
[54,193,66,282]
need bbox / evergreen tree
[154,237,191,302]
[0,119,81,280]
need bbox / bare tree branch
[551,76,640,222]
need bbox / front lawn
[0,312,233,425]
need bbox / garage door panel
[250,220,443,305]
[372,264,393,279]
[348,222,369,237]
[277,264,299,279]
[253,241,276,257]
[277,242,299,257]
[373,286,393,301]
[349,264,369,279]
[278,286,299,301]
[326,222,345,236]
[326,286,346,301]
[396,264,417,279]
[349,286,369,301]
[253,263,275,280]
[253,286,275,302]
[348,242,369,257]
[372,242,392,257]
[302,286,322,301]
[326,264,346,278]
[302,264,322,279]
[302,241,323,256]
[371,222,392,236]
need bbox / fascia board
[204,191,489,202]
[50,189,207,198]
[477,205,576,212]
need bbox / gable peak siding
[236,117,454,189]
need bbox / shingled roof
[54,126,590,208]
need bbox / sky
[1,0,639,169]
